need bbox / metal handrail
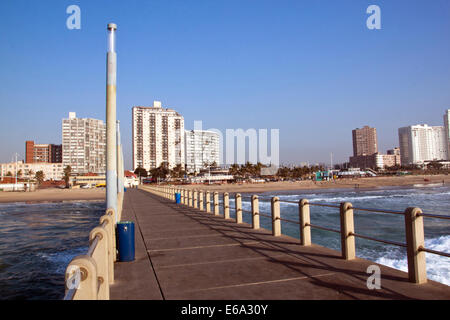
[306,223,340,234]
[87,235,100,257]
[419,246,450,258]
[258,212,272,218]
[309,203,341,209]
[349,206,405,215]
[279,217,300,225]
[278,200,299,204]
[418,213,450,220]
[349,232,407,248]
[63,284,77,300]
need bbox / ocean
[0,200,105,300]
[0,184,448,300]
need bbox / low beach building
[0,161,64,181]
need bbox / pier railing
[141,185,450,285]
[63,207,117,300]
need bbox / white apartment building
[62,112,106,175]
[0,161,64,181]
[398,124,447,165]
[444,109,450,159]
[185,130,220,173]
[132,101,184,171]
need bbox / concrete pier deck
[110,189,450,300]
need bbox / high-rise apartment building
[352,126,378,156]
[62,112,106,174]
[132,101,184,171]
[444,109,450,160]
[398,124,447,165]
[25,141,62,163]
[185,130,220,173]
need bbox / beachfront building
[62,112,106,175]
[185,130,220,173]
[25,141,62,163]
[349,150,401,170]
[352,126,378,156]
[0,160,64,181]
[398,124,448,165]
[132,101,185,171]
[444,109,450,159]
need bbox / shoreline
[0,174,448,203]
[176,174,450,194]
[0,188,106,204]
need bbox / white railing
[142,185,450,285]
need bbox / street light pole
[106,23,118,220]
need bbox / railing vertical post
[193,190,198,209]
[340,202,355,260]
[189,190,193,207]
[404,207,427,284]
[199,191,204,211]
[223,192,230,219]
[89,227,110,300]
[214,192,219,215]
[235,193,242,224]
[251,195,259,229]
[65,256,98,300]
[206,191,211,213]
[271,197,281,236]
[299,199,311,246]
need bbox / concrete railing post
[251,195,259,229]
[100,215,114,283]
[299,199,311,246]
[214,192,219,215]
[199,191,204,211]
[105,208,117,260]
[235,193,242,224]
[404,207,427,284]
[223,192,230,219]
[65,255,98,300]
[206,191,211,213]
[193,190,198,209]
[340,202,356,260]
[180,189,184,204]
[189,190,193,207]
[271,197,281,236]
[89,227,110,300]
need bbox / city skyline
[1,1,450,169]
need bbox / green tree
[35,171,45,185]
[170,164,185,178]
[6,171,12,177]
[150,162,169,181]
[134,166,148,178]
[17,169,22,178]
[63,165,72,187]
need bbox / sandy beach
[0,188,105,203]
[177,174,450,193]
[0,174,448,203]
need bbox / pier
[99,187,450,300]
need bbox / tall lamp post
[106,23,118,222]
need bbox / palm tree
[63,165,72,188]
[35,171,45,185]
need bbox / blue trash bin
[117,221,135,262]
[175,193,181,204]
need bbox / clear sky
[1,0,449,169]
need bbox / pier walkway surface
[110,189,450,300]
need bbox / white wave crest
[375,236,450,286]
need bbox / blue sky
[1,0,449,169]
